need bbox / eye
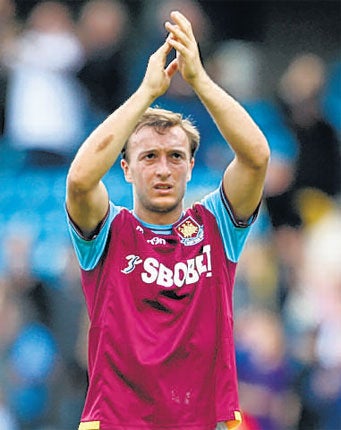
[171,152,182,159]
[145,153,156,160]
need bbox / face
[121,126,194,224]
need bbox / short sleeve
[201,186,258,263]
[66,201,121,270]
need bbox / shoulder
[67,202,128,271]
[200,185,258,228]
[196,185,258,263]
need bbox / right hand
[141,40,179,100]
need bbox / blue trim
[200,185,256,263]
[67,202,120,271]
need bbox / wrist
[187,68,210,93]
[138,79,164,104]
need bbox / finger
[165,58,179,78]
[166,36,191,58]
[154,39,173,59]
[165,22,192,50]
[169,10,194,36]
[165,22,186,39]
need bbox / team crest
[175,216,204,246]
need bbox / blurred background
[0,0,340,429]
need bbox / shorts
[78,418,239,430]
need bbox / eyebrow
[138,147,188,157]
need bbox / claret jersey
[67,186,257,430]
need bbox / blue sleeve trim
[67,201,121,271]
[219,185,258,228]
[201,185,257,263]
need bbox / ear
[121,159,133,183]
[186,157,195,182]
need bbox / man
[66,10,270,430]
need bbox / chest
[103,212,225,316]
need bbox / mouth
[153,183,173,193]
[155,184,172,189]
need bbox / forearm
[68,85,155,192]
[192,71,270,168]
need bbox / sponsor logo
[147,237,167,245]
[175,216,203,246]
[121,245,212,288]
[121,254,142,274]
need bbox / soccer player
[66,10,270,430]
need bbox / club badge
[175,216,204,246]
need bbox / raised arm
[166,11,270,221]
[66,40,178,236]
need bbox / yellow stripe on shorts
[78,421,100,430]
[216,410,242,429]
[227,410,242,429]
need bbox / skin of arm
[66,40,179,235]
[165,11,270,221]
[67,9,270,237]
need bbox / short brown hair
[121,107,200,160]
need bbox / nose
[155,156,171,178]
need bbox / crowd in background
[0,0,340,429]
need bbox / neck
[133,207,183,226]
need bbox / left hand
[165,11,205,85]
